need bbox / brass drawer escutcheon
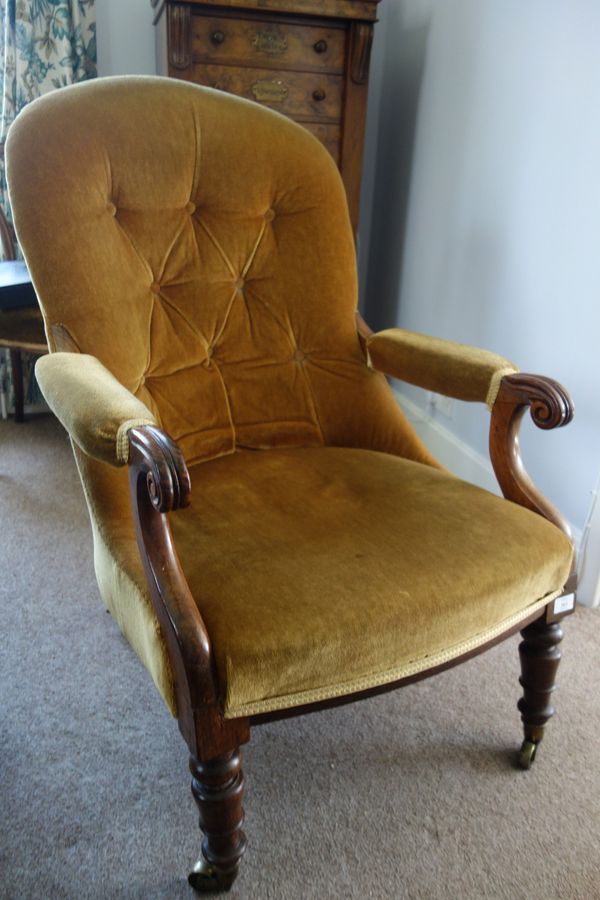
[253,31,288,56]
[195,64,343,118]
[251,79,288,103]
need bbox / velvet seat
[7,76,576,893]
[173,447,570,718]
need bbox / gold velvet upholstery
[366,328,519,409]
[36,353,156,466]
[7,77,573,722]
[173,447,569,718]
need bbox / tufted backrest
[7,77,434,466]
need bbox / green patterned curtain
[0,1,96,414]
[0,0,96,230]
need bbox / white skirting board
[392,387,499,495]
[574,473,600,608]
[392,389,594,607]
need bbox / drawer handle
[210,30,225,45]
[312,89,326,102]
[251,79,288,103]
[253,31,288,56]
[313,39,328,54]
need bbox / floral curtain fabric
[0,0,97,226]
[0,1,96,415]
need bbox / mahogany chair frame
[126,314,575,892]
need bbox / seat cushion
[170,447,573,718]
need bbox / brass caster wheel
[517,739,538,770]
[188,859,238,893]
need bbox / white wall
[96,0,156,76]
[365,0,600,536]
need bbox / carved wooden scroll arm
[127,425,221,750]
[127,425,249,759]
[489,373,574,547]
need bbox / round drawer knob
[210,30,225,45]
[312,89,326,102]
[313,39,328,54]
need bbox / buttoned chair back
[9,77,433,467]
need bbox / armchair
[7,77,575,892]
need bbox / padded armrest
[35,352,156,466]
[366,328,518,409]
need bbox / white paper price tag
[553,593,575,615]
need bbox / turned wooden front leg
[517,617,564,767]
[188,750,246,892]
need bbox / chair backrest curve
[7,76,433,467]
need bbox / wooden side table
[154,0,382,232]
[0,220,46,422]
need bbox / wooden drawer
[157,0,383,233]
[192,13,345,74]
[191,63,343,120]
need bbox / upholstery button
[150,282,161,294]
[264,208,275,222]
[293,349,306,363]
[235,278,244,290]
[186,201,196,214]
[106,202,117,216]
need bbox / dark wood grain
[190,61,344,118]
[169,4,193,68]
[159,0,382,234]
[127,424,249,760]
[127,425,249,888]
[189,750,247,891]
[192,12,346,73]
[517,617,564,761]
[183,0,380,20]
[489,373,574,543]
[338,19,373,228]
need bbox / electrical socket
[429,391,455,419]
[437,394,455,419]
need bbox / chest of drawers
[154,0,382,232]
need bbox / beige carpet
[1,414,599,900]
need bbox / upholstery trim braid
[366,328,519,405]
[224,592,556,718]
[485,366,519,410]
[116,418,159,464]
